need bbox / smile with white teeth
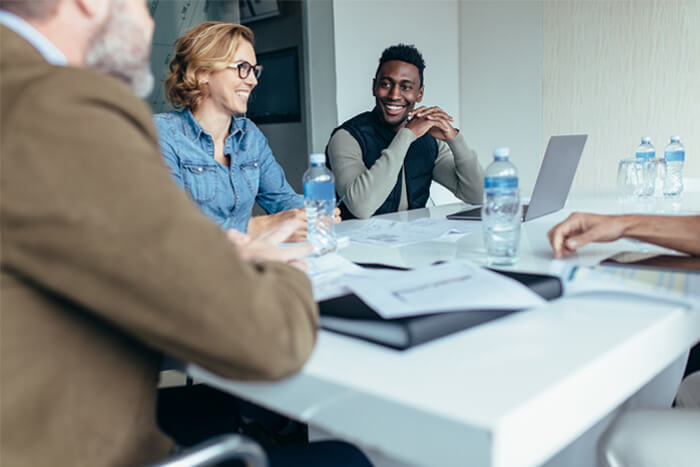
[385,104,403,111]
[235,90,250,100]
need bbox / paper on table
[306,253,393,301]
[565,265,700,307]
[345,218,480,246]
[345,260,546,319]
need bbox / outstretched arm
[548,213,700,258]
[3,69,318,381]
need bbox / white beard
[85,0,154,98]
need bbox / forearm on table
[620,215,700,256]
[329,128,415,218]
[247,215,270,237]
[432,133,484,204]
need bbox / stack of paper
[307,255,546,318]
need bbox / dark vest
[329,110,438,219]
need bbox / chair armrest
[148,433,268,467]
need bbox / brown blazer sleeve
[1,67,318,381]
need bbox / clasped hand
[406,106,458,141]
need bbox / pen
[336,195,345,207]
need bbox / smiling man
[327,43,484,219]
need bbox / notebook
[446,134,588,222]
[319,266,562,350]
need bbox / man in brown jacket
[0,0,353,465]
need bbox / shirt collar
[0,10,67,66]
[184,108,244,140]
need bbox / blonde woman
[154,22,336,240]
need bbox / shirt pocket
[181,162,219,203]
[240,161,260,195]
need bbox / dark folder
[319,267,562,350]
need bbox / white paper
[306,253,393,301]
[345,260,546,319]
[565,265,700,307]
[345,218,480,246]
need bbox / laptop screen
[524,134,587,220]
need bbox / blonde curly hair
[164,21,255,110]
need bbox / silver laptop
[446,134,587,222]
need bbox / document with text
[345,218,480,246]
[344,260,546,319]
[306,253,395,302]
[565,265,700,307]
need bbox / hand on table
[249,207,342,243]
[406,106,458,140]
[248,208,307,242]
[548,212,628,258]
[227,218,313,271]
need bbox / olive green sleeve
[328,128,416,218]
[432,132,484,204]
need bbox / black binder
[319,267,562,350]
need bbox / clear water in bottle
[663,135,684,197]
[303,153,336,255]
[634,136,657,197]
[482,147,521,265]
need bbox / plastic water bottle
[482,147,521,265]
[634,136,657,197]
[663,135,685,197]
[303,153,336,255]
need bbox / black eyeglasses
[227,61,263,80]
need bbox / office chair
[149,433,268,467]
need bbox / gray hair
[0,0,62,19]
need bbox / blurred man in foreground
[1,1,369,465]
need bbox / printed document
[345,260,545,319]
[565,265,700,307]
[306,253,394,301]
[345,218,480,246]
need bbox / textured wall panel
[543,0,700,191]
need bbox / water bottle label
[484,176,518,189]
[635,151,654,161]
[303,181,335,200]
[664,150,685,162]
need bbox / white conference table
[187,189,700,467]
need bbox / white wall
[459,1,542,193]
[332,0,461,126]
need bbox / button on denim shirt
[154,109,303,232]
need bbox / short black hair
[375,44,425,87]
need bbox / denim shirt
[153,109,303,232]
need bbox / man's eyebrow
[378,77,416,85]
